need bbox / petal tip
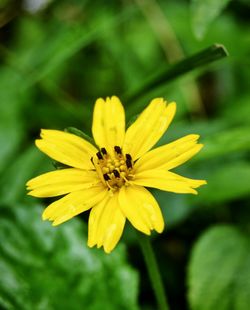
[40,128,52,138]
[110,95,120,101]
[26,178,31,186]
[144,229,151,236]
[150,97,165,106]
[167,101,177,113]
[103,245,112,254]
[42,211,49,221]
[35,139,43,149]
[168,101,176,106]
[95,97,105,104]
[155,223,165,234]
[87,241,95,248]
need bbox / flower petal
[118,185,164,235]
[26,168,100,197]
[88,192,126,253]
[92,96,125,153]
[132,169,207,194]
[123,98,176,160]
[36,129,97,170]
[42,185,107,226]
[135,134,203,171]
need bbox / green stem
[137,232,170,310]
[124,44,228,103]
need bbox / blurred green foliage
[0,0,249,309]
[191,0,232,39]
[188,226,250,310]
[0,203,138,310]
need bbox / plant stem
[137,232,170,310]
[134,0,205,116]
[124,44,228,103]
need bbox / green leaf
[0,146,50,205]
[0,203,139,310]
[153,190,192,228]
[194,162,250,205]
[11,5,137,87]
[52,161,70,170]
[187,225,250,310]
[0,68,26,174]
[194,126,250,162]
[224,95,250,126]
[191,0,232,39]
[154,162,250,227]
[64,127,97,147]
[125,44,228,103]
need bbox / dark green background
[0,0,250,309]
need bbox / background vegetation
[0,0,250,309]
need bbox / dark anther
[114,146,122,154]
[126,154,132,161]
[91,157,94,165]
[113,169,120,178]
[126,159,132,169]
[96,151,103,160]
[103,173,110,181]
[101,147,107,155]
[125,154,133,169]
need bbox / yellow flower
[26,96,206,253]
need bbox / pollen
[92,146,134,190]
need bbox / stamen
[103,173,110,181]
[126,154,132,161]
[126,159,132,169]
[96,151,103,160]
[113,169,120,178]
[94,146,134,190]
[101,147,107,155]
[120,173,129,183]
[125,154,133,169]
[114,146,122,154]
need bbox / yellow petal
[118,185,164,234]
[87,196,109,249]
[88,192,126,253]
[135,134,202,171]
[123,99,176,160]
[26,168,100,197]
[92,96,125,153]
[36,129,97,169]
[132,169,207,194]
[42,185,107,226]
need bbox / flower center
[91,146,134,191]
